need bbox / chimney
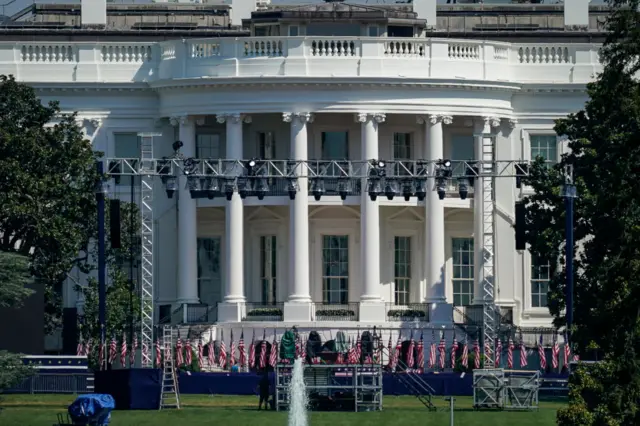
[413,0,437,30]
[564,0,590,30]
[81,0,107,27]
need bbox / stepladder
[160,326,180,410]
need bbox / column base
[217,302,245,322]
[283,301,312,322]
[358,301,386,322]
[429,302,454,324]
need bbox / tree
[0,251,34,391]
[524,2,640,424]
[0,75,100,334]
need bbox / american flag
[239,331,247,369]
[185,339,193,366]
[269,332,278,368]
[259,331,267,369]
[207,331,215,367]
[461,340,469,368]
[109,336,117,365]
[520,340,528,367]
[164,339,171,365]
[473,340,480,369]
[98,341,105,370]
[77,332,85,356]
[301,337,307,361]
[507,339,514,369]
[219,330,227,369]
[563,333,570,368]
[142,340,149,366]
[85,340,92,358]
[438,337,446,370]
[229,330,236,367]
[385,335,393,368]
[485,341,492,367]
[155,339,162,367]
[248,330,256,368]
[355,332,362,363]
[495,339,502,368]
[538,335,547,371]
[197,339,204,369]
[428,333,437,369]
[130,334,138,367]
[176,338,184,367]
[416,333,425,372]
[393,335,402,369]
[450,336,458,369]
[336,348,344,365]
[551,335,559,371]
[407,335,415,368]
[347,337,357,364]
[295,334,301,359]
[120,334,127,367]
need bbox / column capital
[481,116,501,128]
[76,117,102,129]
[216,113,252,124]
[506,118,518,128]
[169,115,193,127]
[355,112,386,124]
[417,114,453,125]
[283,112,314,124]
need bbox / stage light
[337,178,351,200]
[367,178,382,201]
[164,176,177,199]
[248,159,257,168]
[204,177,219,200]
[183,158,198,176]
[287,178,298,200]
[437,159,453,178]
[466,165,477,188]
[457,177,469,200]
[187,175,201,199]
[311,179,325,201]
[515,162,529,188]
[401,180,414,201]
[238,178,252,199]
[384,179,398,200]
[223,178,236,201]
[172,140,184,152]
[436,179,446,200]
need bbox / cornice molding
[354,112,386,124]
[215,113,252,124]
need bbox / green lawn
[0,394,563,426]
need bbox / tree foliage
[0,75,100,334]
[523,2,640,424]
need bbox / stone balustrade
[0,37,602,84]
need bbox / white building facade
[4,2,605,350]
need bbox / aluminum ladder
[159,326,180,410]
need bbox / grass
[0,394,563,426]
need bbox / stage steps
[381,346,436,411]
[160,326,181,410]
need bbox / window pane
[257,132,275,159]
[394,236,411,305]
[451,135,475,161]
[197,238,221,301]
[530,135,557,164]
[322,235,349,304]
[531,254,550,308]
[114,133,140,186]
[452,237,474,306]
[321,132,349,160]
[260,235,277,304]
[196,134,222,159]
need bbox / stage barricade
[94,369,162,410]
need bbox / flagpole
[95,161,107,371]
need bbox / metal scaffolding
[104,157,532,367]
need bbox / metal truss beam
[105,159,532,178]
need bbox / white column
[171,115,199,305]
[473,116,500,304]
[356,113,386,322]
[282,112,313,322]
[418,114,451,303]
[216,113,250,321]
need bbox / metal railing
[5,373,94,394]
[313,302,359,321]
[385,303,430,322]
[243,302,284,321]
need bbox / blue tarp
[68,394,115,425]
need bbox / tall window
[197,238,221,302]
[393,133,412,160]
[322,235,349,304]
[394,236,411,305]
[530,135,557,164]
[531,255,550,308]
[114,133,140,186]
[260,235,277,304]
[196,134,222,159]
[452,238,474,306]
[321,131,349,160]
[257,132,275,159]
[451,135,475,161]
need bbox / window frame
[450,237,475,307]
[393,235,412,305]
[196,132,223,159]
[259,235,278,305]
[113,132,141,187]
[530,253,551,309]
[320,234,350,305]
[196,237,222,302]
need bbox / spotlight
[223,178,236,201]
[172,140,184,152]
[157,158,171,179]
[436,179,446,200]
[384,179,398,200]
[165,176,177,199]
[367,178,382,201]
[401,180,414,201]
[108,160,121,185]
[238,178,251,199]
[311,179,325,201]
[337,178,351,200]
[515,162,529,189]
[287,178,298,200]
[466,164,478,188]
[204,177,219,200]
[457,177,469,200]
[437,159,453,177]
[187,176,202,199]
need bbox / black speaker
[515,201,526,250]
[110,199,121,249]
[62,307,78,355]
